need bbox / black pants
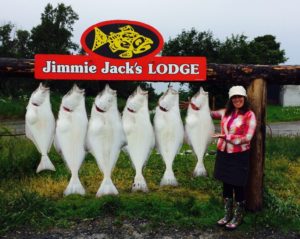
[223,182,245,202]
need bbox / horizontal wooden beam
[0,58,34,76]
[207,63,300,85]
[1,57,300,84]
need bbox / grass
[0,136,299,235]
[1,93,300,122]
[267,104,300,122]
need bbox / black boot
[217,198,233,226]
[225,200,245,230]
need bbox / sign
[35,20,206,81]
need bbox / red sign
[35,20,207,81]
[35,54,206,81]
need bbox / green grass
[267,104,300,122]
[0,136,299,235]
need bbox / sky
[1,0,299,93]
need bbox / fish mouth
[159,105,168,112]
[32,102,40,107]
[63,106,72,112]
[190,102,200,111]
[95,105,105,113]
[127,107,136,113]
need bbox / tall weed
[266,136,300,161]
[0,137,39,179]
[0,191,56,234]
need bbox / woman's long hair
[225,96,250,116]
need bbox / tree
[218,34,252,64]
[29,3,79,55]
[162,29,220,62]
[0,23,32,58]
[249,35,287,64]
[0,23,16,57]
[15,30,32,58]
[162,29,287,107]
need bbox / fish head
[62,84,85,112]
[190,87,209,109]
[126,86,148,112]
[94,84,117,112]
[30,83,50,106]
[132,35,153,55]
[107,25,153,58]
[158,86,179,111]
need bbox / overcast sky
[1,0,299,92]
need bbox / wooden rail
[1,57,300,84]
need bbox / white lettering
[101,62,110,73]
[148,63,200,75]
[42,61,52,73]
[101,62,141,74]
[42,61,96,73]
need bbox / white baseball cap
[228,86,247,99]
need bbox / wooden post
[246,78,266,211]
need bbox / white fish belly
[87,119,122,175]
[123,115,154,170]
[186,114,214,155]
[56,117,86,172]
[25,110,55,154]
[154,113,184,162]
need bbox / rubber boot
[217,198,233,226]
[225,200,245,230]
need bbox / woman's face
[231,95,245,109]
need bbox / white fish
[154,87,184,186]
[122,86,155,192]
[54,84,88,196]
[86,85,126,197]
[25,83,55,173]
[185,87,215,176]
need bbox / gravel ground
[2,217,299,239]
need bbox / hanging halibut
[25,83,55,173]
[86,85,126,197]
[122,86,155,192]
[54,85,88,196]
[154,87,184,186]
[185,87,215,176]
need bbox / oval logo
[81,20,164,60]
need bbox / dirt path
[3,217,299,239]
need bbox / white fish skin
[86,85,126,197]
[55,84,88,196]
[185,87,215,177]
[122,86,155,192]
[25,83,55,173]
[154,87,184,186]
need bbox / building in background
[280,85,300,106]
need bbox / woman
[211,85,257,230]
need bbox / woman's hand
[212,133,225,139]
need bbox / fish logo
[81,20,163,59]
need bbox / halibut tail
[64,175,85,196]
[96,177,118,197]
[36,155,56,173]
